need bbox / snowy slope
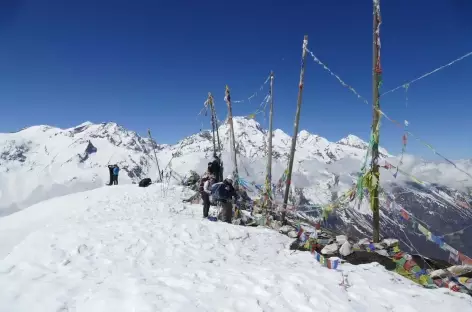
[1,184,471,312]
[0,122,162,216]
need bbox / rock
[288,230,298,239]
[382,238,399,247]
[430,269,448,279]
[339,241,353,256]
[321,243,339,255]
[279,225,295,235]
[232,219,242,226]
[448,265,472,277]
[373,243,385,250]
[269,220,283,231]
[183,170,200,186]
[85,140,97,154]
[375,249,389,257]
[240,211,254,224]
[289,239,306,251]
[336,235,347,245]
[345,251,396,270]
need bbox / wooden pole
[282,35,308,222]
[214,111,224,182]
[208,93,217,156]
[225,85,238,185]
[209,93,224,182]
[265,71,275,210]
[148,129,163,182]
[371,0,381,243]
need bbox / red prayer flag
[459,253,472,265]
[400,208,410,220]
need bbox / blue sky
[0,0,471,159]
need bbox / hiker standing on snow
[211,154,222,183]
[107,165,115,185]
[199,162,216,218]
[211,175,238,223]
[113,164,120,185]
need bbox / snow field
[0,184,471,311]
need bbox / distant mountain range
[1,117,471,261]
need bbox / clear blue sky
[0,0,471,159]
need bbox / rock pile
[273,220,472,295]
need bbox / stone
[373,243,385,250]
[339,241,353,257]
[279,225,295,235]
[375,249,389,257]
[336,235,348,245]
[321,243,339,255]
[288,230,298,239]
[270,220,282,231]
[382,238,399,247]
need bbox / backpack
[210,182,232,201]
[138,178,152,188]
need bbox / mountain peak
[78,121,93,127]
[337,134,369,149]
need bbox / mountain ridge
[1,117,471,262]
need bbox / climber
[113,164,120,185]
[211,154,222,183]
[210,175,238,223]
[107,165,114,185]
[199,164,216,218]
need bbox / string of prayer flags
[385,193,472,266]
[305,25,471,180]
[383,161,427,186]
[393,252,434,287]
[305,48,370,107]
[381,51,472,97]
[313,250,340,270]
[232,74,271,104]
[246,93,271,119]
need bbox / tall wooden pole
[209,93,224,182]
[265,71,275,210]
[371,0,382,243]
[225,85,238,185]
[148,129,163,182]
[208,93,217,155]
[214,110,224,182]
[282,35,308,222]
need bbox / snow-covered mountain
[0,117,388,215]
[1,117,471,261]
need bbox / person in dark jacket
[107,165,114,185]
[211,175,237,223]
[211,154,222,183]
[112,165,120,185]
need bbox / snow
[1,184,471,311]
